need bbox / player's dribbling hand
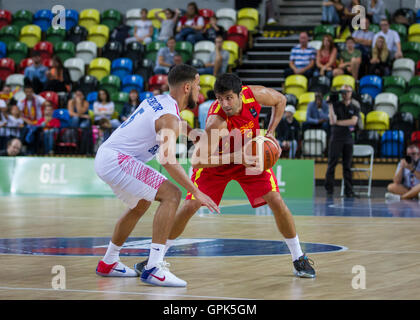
[194,191,221,214]
[265,132,281,151]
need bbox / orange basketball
[246,136,281,171]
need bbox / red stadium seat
[199,9,215,25]
[417,61,420,76]
[0,10,12,29]
[226,25,249,50]
[0,57,15,81]
[148,74,168,91]
[40,90,59,108]
[19,57,34,74]
[411,131,420,149]
[34,41,54,60]
[42,58,52,68]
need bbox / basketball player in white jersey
[94,64,220,287]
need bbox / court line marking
[0,286,256,300]
[347,249,420,255]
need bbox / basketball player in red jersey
[135,73,316,278]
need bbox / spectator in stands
[0,137,23,156]
[0,85,16,104]
[386,144,420,201]
[198,90,215,129]
[45,55,70,92]
[352,17,375,58]
[93,89,120,140]
[152,88,162,96]
[321,0,343,25]
[173,54,183,66]
[67,89,90,129]
[0,99,8,150]
[154,37,178,75]
[24,51,47,94]
[203,16,225,42]
[333,36,362,80]
[36,101,60,155]
[325,84,359,197]
[133,8,153,45]
[337,0,361,38]
[17,84,46,125]
[156,8,180,42]
[276,105,300,159]
[303,92,330,133]
[175,2,205,44]
[119,89,140,122]
[196,35,230,76]
[313,34,337,80]
[369,35,390,76]
[161,83,170,94]
[284,32,316,79]
[6,103,24,140]
[372,18,403,60]
[366,0,386,25]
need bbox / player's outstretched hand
[193,191,221,214]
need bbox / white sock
[164,239,175,256]
[284,235,304,262]
[102,241,121,264]
[146,243,166,269]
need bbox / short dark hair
[167,64,198,87]
[346,36,355,43]
[214,73,242,96]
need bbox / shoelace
[298,255,314,268]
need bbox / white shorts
[94,147,167,209]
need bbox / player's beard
[186,90,197,110]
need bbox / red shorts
[186,164,279,208]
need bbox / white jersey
[99,94,181,163]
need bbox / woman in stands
[67,89,90,129]
[175,2,205,44]
[45,55,71,93]
[133,8,154,45]
[93,89,120,140]
[119,89,140,123]
[369,35,390,77]
[313,34,337,80]
[155,8,180,42]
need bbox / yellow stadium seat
[336,26,351,40]
[79,9,100,29]
[199,74,216,99]
[297,92,315,111]
[294,110,307,123]
[237,8,259,32]
[180,109,195,128]
[359,112,365,127]
[88,57,111,81]
[19,24,41,48]
[222,40,239,68]
[408,24,420,43]
[87,25,109,48]
[365,111,389,131]
[285,75,308,99]
[147,8,166,29]
[332,74,355,91]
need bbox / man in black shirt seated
[325,85,359,197]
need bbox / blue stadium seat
[53,109,70,128]
[122,75,144,93]
[0,41,6,58]
[360,75,382,99]
[111,58,133,81]
[33,9,52,32]
[139,91,154,101]
[417,9,420,23]
[86,91,98,110]
[65,9,79,30]
[381,130,404,158]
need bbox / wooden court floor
[1,196,420,300]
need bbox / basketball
[246,136,281,171]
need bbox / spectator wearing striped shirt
[284,32,316,79]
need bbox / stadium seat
[135,59,154,87]
[392,58,415,83]
[193,40,215,64]
[180,109,195,128]
[408,76,420,94]
[294,109,307,123]
[5,73,24,91]
[147,9,166,29]
[40,90,59,109]
[77,75,98,96]
[86,91,98,109]
[0,41,6,59]
[411,131,420,149]
[237,8,259,33]
[33,9,52,32]
[297,92,315,111]
[46,27,66,46]
[222,40,239,68]
[19,57,33,74]
[145,41,166,62]
[111,58,133,80]
[285,75,308,99]
[34,41,53,60]
[0,10,12,29]
[101,9,122,32]
[67,25,88,45]
[76,41,97,65]
[374,92,398,118]
[399,93,420,118]
[356,130,381,156]
[99,74,121,95]
[191,58,205,69]
[199,8,215,25]
[369,24,380,34]
[42,58,52,68]
[0,25,19,46]
[12,10,33,30]
[360,75,382,99]
[417,9,420,23]
[87,25,109,48]
[111,91,129,115]
[302,129,327,157]
[391,112,415,136]
[285,93,298,107]
[79,9,100,29]
[408,24,420,42]
[336,26,351,40]
[381,130,404,158]
[65,9,79,31]
[216,8,237,31]
[63,57,85,82]
[383,75,406,97]
[390,24,407,41]
[148,74,168,92]
[0,57,14,81]
[365,111,389,131]
[124,41,145,69]
[360,93,374,115]
[53,109,70,128]
[314,25,335,41]
[54,41,75,62]
[417,61,420,76]
[332,74,355,91]
[308,40,322,50]
[402,42,420,62]
[175,41,193,63]
[226,25,249,50]
[19,25,41,48]
[125,8,141,27]
[88,58,110,81]
[122,74,144,93]
[309,75,331,96]
[102,41,122,61]
[199,74,216,99]
[7,42,28,65]
[139,91,154,101]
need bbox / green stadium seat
[369,24,380,34]
[111,91,129,115]
[383,76,406,97]
[390,24,407,42]
[46,27,66,46]
[145,41,166,62]
[101,9,122,32]
[408,76,420,95]
[402,42,420,62]
[12,9,33,30]
[54,41,75,62]
[175,41,193,63]
[0,25,19,46]
[99,74,121,95]
[399,93,420,119]
[314,25,335,41]
[7,41,28,65]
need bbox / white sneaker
[140,261,187,287]
[385,192,401,201]
[96,260,138,277]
